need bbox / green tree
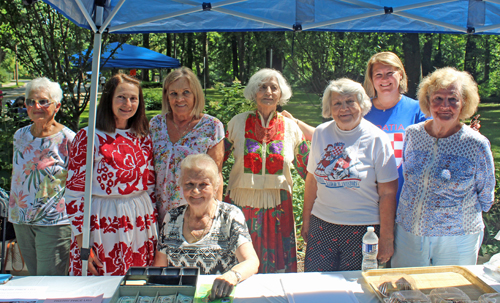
[0,0,126,131]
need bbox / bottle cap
[367,226,374,232]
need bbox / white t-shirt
[307,118,398,225]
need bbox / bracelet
[230,269,242,284]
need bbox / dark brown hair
[96,73,149,137]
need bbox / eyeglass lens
[26,99,52,107]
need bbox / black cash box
[110,266,200,303]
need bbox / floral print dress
[65,128,158,276]
[9,125,75,226]
[149,114,224,223]
[224,111,309,273]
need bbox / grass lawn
[477,103,500,171]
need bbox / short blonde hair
[322,78,372,118]
[180,154,220,190]
[244,68,292,106]
[363,52,408,98]
[162,67,204,118]
[417,67,479,120]
[25,77,63,105]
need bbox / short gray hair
[180,154,220,189]
[244,68,292,106]
[322,78,372,118]
[25,77,63,105]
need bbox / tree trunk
[202,32,209,88]
[166,33,172,74]
[238,32,246,83]
[142,33,150,81]
[186,33,194,69]
[421,34,433,77]
[403,33,422,99]
[434,35,443,69]
[232,35,238,81]
[464,35,478,80]
[482,37,490,85]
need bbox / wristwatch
[230,269,242,284]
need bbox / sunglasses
[25,99,54,108]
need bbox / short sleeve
[307,126,321,175]
[230,206,251,253]
[211,117,225,148]
[374,135,399,183]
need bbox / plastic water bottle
[362,226,378,271]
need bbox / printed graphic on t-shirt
[387,132,404,168]
[314,142,361,188]
[371,125,404,168]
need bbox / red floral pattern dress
[224,111,309,273]
[65,128,158,276]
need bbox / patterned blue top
[396,122,495,237]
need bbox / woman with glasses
[8,77,75,275]
[65,73,157,275]
[392,67,495,267]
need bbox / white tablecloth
[1,266,499,302]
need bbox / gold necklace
[188,204,214,242]
[171,115,195,137]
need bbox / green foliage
[0,0,130,132]
[141,81,163,89]
[204,81,254,127]
[291,167,305,239]
[0,109,31,191]
[143,89,163,110]
[0,68,12,83]
[204,82,253,191]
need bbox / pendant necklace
[172,116,195,137]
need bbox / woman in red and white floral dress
[65,74,157,276]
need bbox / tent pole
[80,31,102,277]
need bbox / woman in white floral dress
[150,67,224,224]
[9,77,75,275]
[65,74,157,276]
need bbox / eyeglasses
[25,99,54,108]
[430,97,460,107]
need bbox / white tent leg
[81,31,102,277]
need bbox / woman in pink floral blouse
[9,77,75,275]
[150,67,224,224]
[65,74,157,276]
[224,68,310,273]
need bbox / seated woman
[154,154,259,300]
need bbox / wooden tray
[362,266,497,302]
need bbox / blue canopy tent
[76,42,180,69]
[39,0,500,275]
